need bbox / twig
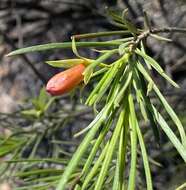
[151,27,186,34]
[130,26,186,51]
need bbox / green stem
[72,30,131,39]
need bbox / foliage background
[0,0,186,189]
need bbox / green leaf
[137,62,186,147]
[46,59,86,68]
[147,82,153,95]
[118,117,129,190]
[136,120,153,190]
[118,42,130,55]
[106,9,126,25]
[136,69,160,143]
[0,144,19,157]
[140,41,152,70]
[112,156,119,190]
[14,182,57,190]
[27,175,60,183]
[87,53,130,106]
[152,106,186,162]
[72,36,88,60]
[15,169,63,177]
[133,78,148,122]
[176,182,186,190]
[81,115,113,177]
[106,67,124,105]
[7,158,70,164]
[92,67,108,77]
[128,93,137,190]
[94,105,126,190]
[38,87,50,110]
[0,137,25,157]
[150,34,172,42]
[83,67,93,85]
[86,67,111,106]
[73,30,130,39]
[114,70,132,108]
[122,9,138,35]
[24,87,55,117]
[83,49,117,84]
[74,99,113,137]
[136,49,179,88]
[153,84,186,147]
[44,97,56,112]
[56,103,112,190]
[94,58,125,106]
[6,42,122,56]
[81,142,110,190]
[21,109,42,118]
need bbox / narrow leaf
[81,116,113,176]
[136,49,179,88]
[137,62,186,147]
[6,41,122,56]
[152,106,186,162]
[83,49,117,84]
[56,115,104,190]
[73,30,130,39]
[81,142,110,190]
[150,34,172,42]
[94,105,126,190]
[46,59,87,68]
[128,93,137,190]
[136,120,153,190]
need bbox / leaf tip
[45,61,51,65]
[5,52,12,57]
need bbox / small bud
[46,64,85,96]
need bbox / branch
[151,27,186,34]
[130,26,186,51]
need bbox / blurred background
[0,0,186,189]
